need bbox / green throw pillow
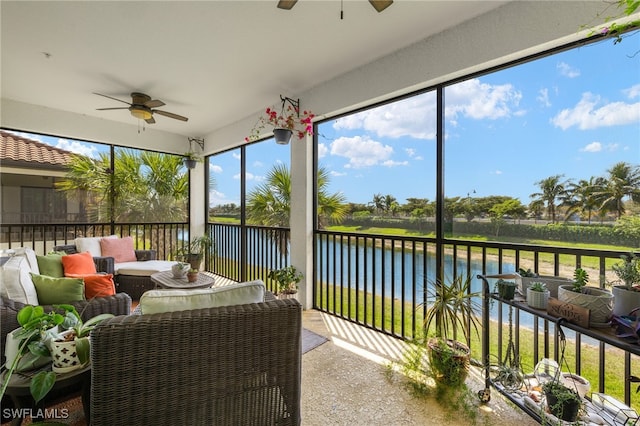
[30,273,85,304]
[36,253,66,277]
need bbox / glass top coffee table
[151,270,215,290]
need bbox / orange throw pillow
[61,251,97,275]
[100,236,137,263]
[66,273,116,299]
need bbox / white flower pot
[171,262,190,278]
[612,285,640,317]
[50,330,86,374]
[561,372,590,398]
[558,285,613,326]
[526,289,550,310]
[521,276,572,299]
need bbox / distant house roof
[0,130,75,169]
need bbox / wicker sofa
[89,297,301,426]
[54,243,164,300]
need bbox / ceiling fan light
[369,0,393,13]
[277,0,298,10]
[130,108,152,120]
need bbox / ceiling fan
[278,0,393,13]
[94,92,188,124]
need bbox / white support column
[189,161,206,243]
[290,134,313,310]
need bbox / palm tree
[55,149,189,255]
[371,193,385,214]
[246,164,347,255]
[563,177,604,224]
[593,162,640,219]
[530,175,570,223]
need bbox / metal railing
[0,222,189,261]
[210,223,290,295]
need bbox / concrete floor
[300,309,538,426]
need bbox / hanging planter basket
[273,128,293,145]
[183,158,198,169]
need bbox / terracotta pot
[427,337,470,386]
[187,272,198,283]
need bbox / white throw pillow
[12,247,39,274]
[139,280,266,314]
[74,235,117,257]
[0,256,39,304]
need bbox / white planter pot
[526,289,550,310]
[521,276,572,299]
[561,372,590,398]
[557,285,613,326]
[171,262,190,278]
[277,292,298,300]
[612,285,640,317]
[50,330,86,374]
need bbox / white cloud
[209,164,223,173]
[330,170,347,177]
[382,160,409,167]
[318,143,328,158]
[557,61,580,78]
[332,79,523,139]
[581,142,602,152]
[405,148,416,157]
[333,93,437,140]
[55,139,99,158]
[551,92,640,130]
[445,79,523,121]
[252,160,264,167]
[232,152,241,160]
[624,84,640,99]
[492,170,503,175]
[537,88,551,107]
[330,135,394,169]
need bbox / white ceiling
[1,0,507,138]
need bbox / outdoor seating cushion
[139,280,266,314]
[75,235,118,257]
[36,252,66,277]
[61,251,98,275]
[66,273,116,299]
[0,255,39,305]
[100,236,136,263]
[30,274,85,304]
[114,260,176,276]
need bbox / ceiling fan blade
[96,107,129,111]
[369,0,393,12]
[277,0,298,10]
[93,92,131,105]
[153,109,189,122]
[145,99,165,108]
[145,116,156,124]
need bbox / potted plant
[1,305,112,404]
[558,268,613,326]
[187,268,199,283]
[175,235,212,270]
[527,281,550,310]
[495,278,517,301]
[267,265,303,299]
[182,152,203,169]
[423,274,481,387]
[49,308,114,374]
[245,97,315,144]
[542,380,582,422]
[516,268,571,299]
[610,252,640,316]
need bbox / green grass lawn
[315,282,639,411]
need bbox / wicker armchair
[90,297,301,426]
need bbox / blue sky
[12,37,640,209]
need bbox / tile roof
[0,130,75,167]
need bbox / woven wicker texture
[90,298,301,426]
